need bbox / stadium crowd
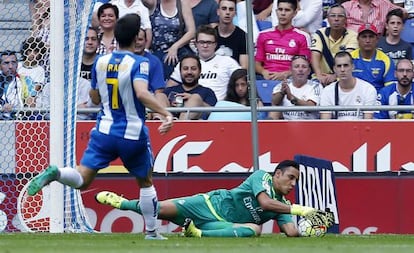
[1,0,414,120]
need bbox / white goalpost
[49,0,96,233]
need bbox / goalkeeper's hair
[273,160,299,174]
[115,13,141,48]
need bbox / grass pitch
[0,233,413,253]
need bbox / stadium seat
[256,20,273,31]
[401,18,414,43]
[401,19,414,58]
[255,80,279,105]
[208,101,252,121]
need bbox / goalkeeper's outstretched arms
[257,192,317,237]
[257,192,318,216]
[257,192,335,237]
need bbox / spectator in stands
[109,0,153,49]
[215,0,248,69]
[271,0,323,34]
[322,0,337,19]
[78,27,100,120]
[351,24,396,92]
[96,3,119,55]
[224,69,263,107]
[377,9,412,64]
[208,68,266,120]
[0,51,31,120]
[269,55,322,120]
[29,6,51,91]
[18,37,47,109]
[311,4,358,87]
[253,0,273,21]
[235,0,260,44]
[342,0,406,35]
[320,51,377,120]
[145,0,196,80]
[157,55,217,120]
[29,0,50,36]
[135,29,166,94]
[393,0,414,18]
[91,0,111,28]
[375,58,414,119]
[190,0,219,29]
[168,25,240,100]
[255,0,311,81]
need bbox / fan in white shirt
[320,51,377,120]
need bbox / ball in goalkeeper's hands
[297,218,327,237]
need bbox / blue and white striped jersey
[91,50,150,140]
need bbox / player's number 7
[106,78,119,109]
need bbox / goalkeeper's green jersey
[207,170,293,226]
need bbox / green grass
[0,233,414,253]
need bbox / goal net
[0,0,95,232]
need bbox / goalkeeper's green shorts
[171,194,234,230]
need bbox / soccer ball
[297,218,327,237]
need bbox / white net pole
[49,0,65,233]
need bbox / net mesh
[0,0,95,232]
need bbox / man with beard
[0,50,29,119]
[158,55,217,120]
[375,59,414,119]
[167,25,240,101]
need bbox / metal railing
[75,105,414,120]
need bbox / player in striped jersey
[28,13,173,240]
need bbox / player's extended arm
[134,80,173,134]
[257,192,317,216]
[89,89,101,105]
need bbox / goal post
[49,0,65,233]
[49,0,96,233]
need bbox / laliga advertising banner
[294,155,339,233]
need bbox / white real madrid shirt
[170,54,240,100]
[320,78,377,119]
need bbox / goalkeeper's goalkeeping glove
[291,205,335,228]
[290,204,317,216]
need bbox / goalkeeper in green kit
[96,160,334,237]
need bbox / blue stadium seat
[255,80,279,105]
[401,19,414,58]
[256,20,272,31]
[401,19,414,43]
[208,101,252,121]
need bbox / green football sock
[119,200,161,216]
[119,200,140,212]
[201,226,256,237]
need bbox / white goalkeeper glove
[290,204,317,216]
